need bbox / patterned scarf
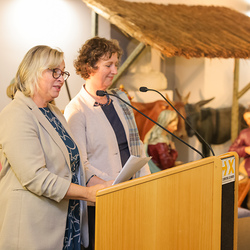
[110,89,141,158]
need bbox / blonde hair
[14,45,64,97]
[144,109,178,145]
[6,78,16,99]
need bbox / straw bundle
[82,0,250,58]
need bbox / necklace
[94,95,111,107]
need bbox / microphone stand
[139,87,215,156]
[96,90,205,158]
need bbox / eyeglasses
[48,68,70,81]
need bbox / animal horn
[196,97,215,107]
[175,88,190,104]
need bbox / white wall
[0,0,110,112]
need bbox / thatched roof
[82,0,250,59]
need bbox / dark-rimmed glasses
[48,68,70,81]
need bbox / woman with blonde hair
[144,109,179,173]
[0,45,112,250]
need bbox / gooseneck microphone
[96,90,205,158]
[139,86,215,156]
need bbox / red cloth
[147,142,178,170]
[229,128,250,176]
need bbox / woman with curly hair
[64,37,150,249]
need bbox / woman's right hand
[64,180,114,202]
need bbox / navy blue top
[101,100,130,167]
[39,107,81,250]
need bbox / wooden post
[91,11,98,37]
[231,59,239,142]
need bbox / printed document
[113,155,151,185]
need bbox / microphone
[96,90,107,97]
[139,86,215,156]
[96,90,205,158]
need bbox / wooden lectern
[95,152,238,250]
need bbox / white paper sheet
[112,155,151,185]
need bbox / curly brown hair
[74,36,123,80]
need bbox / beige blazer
[0,91,88,250]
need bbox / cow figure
[184,98,247,157]
[119,86,189,142]
[131,97,188,142]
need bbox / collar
[14,90,39,110]
[13,90,71,168]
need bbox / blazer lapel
[33,108,71,168]
[15,91,71,169]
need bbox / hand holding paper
[113,155,151,185]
